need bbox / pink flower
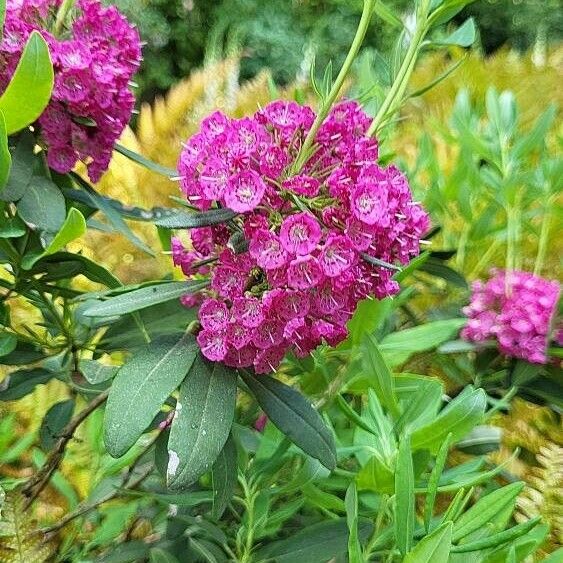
[287,255,324,289]
[197,330,228,362]
[172,100,428,371]
[1,0,141,182]
[462,269,560,364]
[318,235,356,277]
[224,170,266,212]
[199,298,229,331]
[249,230,288,270]
[280,212,322,255]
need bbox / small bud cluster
[174,100,429,373]
[1,0,141,181]
[462,269,561,364]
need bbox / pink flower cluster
[462,269,561,364]
[174,100,429,373]
[0,0,141,181]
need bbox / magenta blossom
[174,100,429,373]
[0,0,141,182]
[462,269,561,364]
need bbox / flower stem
[294,0,375,171]
[367,7,430,137]
[54,0,76,37]
[534,195,553,276]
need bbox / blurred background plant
[108,0,563,102]
[1,0,561,560]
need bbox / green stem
[54,0,76,37]
[367,9,429,137]
[294,0,375,171]
[468,238,500,279]
[534,196,553,276]
[239,479,257,563]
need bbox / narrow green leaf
[423,432,452,531]
[241,371,336,470]
[395,434,415,555]
[0,0,5,42]
[452,482,525,542]
[104,333,199,457]
[256,519,373,563]
[211,433,237,519]
[81,179,154,256]
[451,517,541,553]
[0,31,54,134]
[411,388,486,453]
[408,56,466,99]
[167,355,237,489]
[17,176,65,234]
[39,399,74,450]
[0,368,55,400]
[345,483,363,563]
[373,0,403,29]
[149,548,180,563]
[115,144,177,178]
[0,333,17,357]
[336,394,378,435]
[379,319,467,366]
[419,258,468,288]
[404,521,452,563]
[362,334,400,417]
[154,207,237,229]
[513,104,557,159]
[83,280,208,318]
[0,111,10,190]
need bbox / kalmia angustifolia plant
[1,0,141,180]
[1,0,554,559]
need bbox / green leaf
[73,174,155,256]
[83,280,207,318]
[154,207,237,229]
[167,355,237,489]
[452,482,525,542]
[43,207,86,254]
[373,0,403,29]
[419,258,468,288]
[0,0,5,42]
[21,208,86,269]
[31,252,121,289]
[395,434,415,555]
[149,548,181,563]
[513,104,557,160]
[0,111,10,191]
[0,132,39,202]
[241,371,336,470]
[0,333,17,357]
[0,216,26,238]
[380,319,467,367]
[451,517,541,553]
[79,359,119,384]
[404,522,452,563]
[104,333,199,457]
[0,368,55,400]
[0,31,54,134]
[114,143,177,177]
[408,56,466,99]
[345,482,362,563]
[257,518,373,563]
[411,388,486,453]
[423,433,452,531]
[362,334,400,417]
[434,18,476,47]
[17,176,65,234]
[211,433,237,519]
[347,297,394,346]
[39,399,74,450]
